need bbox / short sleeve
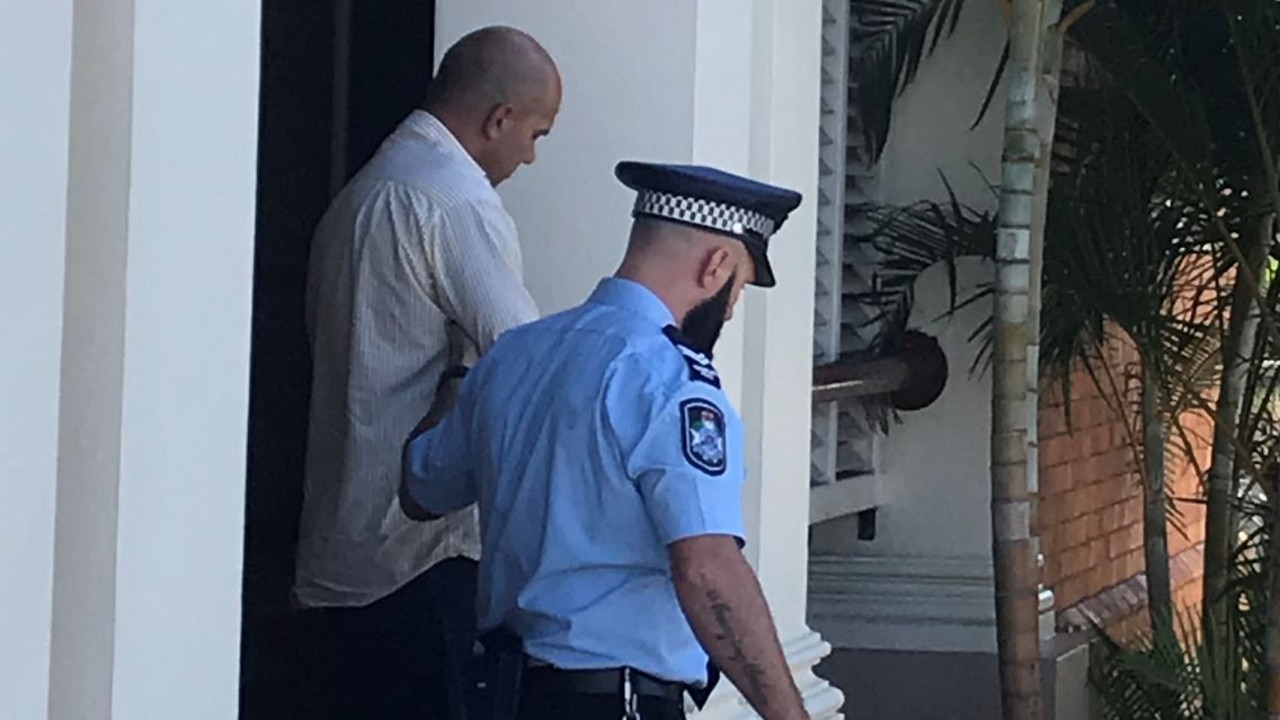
[615,379,746,547]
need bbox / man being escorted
[296,26,560,720]
[402,161,811,720]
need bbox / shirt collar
[588,278,677,328]
[401,110,487,181]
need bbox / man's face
[482,83,561,186]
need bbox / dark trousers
[318,556,479,720]
[516,690,686,720]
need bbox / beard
[681,272,736,358]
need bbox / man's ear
[696,245,735,291]
[481,103,516,140]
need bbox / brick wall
[1037,337,1209,634]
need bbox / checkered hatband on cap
[633,190,776,238]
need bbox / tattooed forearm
[707,589,773,706]
[671,536,809,720]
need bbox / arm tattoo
[706,589,772,707]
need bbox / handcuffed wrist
[439,365,469,385]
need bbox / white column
[0,3,74,718]
[437,2,841,717]
[728,1,844,718]
[47,1,260,717]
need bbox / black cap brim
[743,234,776,288]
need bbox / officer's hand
[410,374,462,438]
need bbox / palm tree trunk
[1026,0,1064,627]
[1140,356,1174,644]
[1204,214,1274,652]
[992,0,1048,718]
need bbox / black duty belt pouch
[467,627,526,720]
[686,662,722,711]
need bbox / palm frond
[850,0,968,163]
[848,171,995,354]
[1091,603,1267,720]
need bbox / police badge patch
[680,398,727,476]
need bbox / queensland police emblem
[680,398,727,475]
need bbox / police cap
[614,161,803,288]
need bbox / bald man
[296,26,561,720]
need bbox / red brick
[1040,404,1069,437]
[1059,576,1090,608]
[1120,496,1142,526]
[1061,546,1090,578]
[1123,549,1146,579]
[1085,511,1104,540]
[1088,538,1110,566]
[1062,516,1090,548]
[1110,524,1144,558]
[1099,505,1123,534]
[1105,478,1130,505]
[1073,459,1100,486]
[1111,423,1130,448]
[1109,560,1130,587]
[1041,381,1066,407]
[1040,434,1075,468]
[1082,424,1111,457]
[1084,398,1111,426]
[1042,554,1062,586]
[1069,488,1094,519]
[1038,497,1060,530]
[1084,565,1110,598]
[1041,463,1073,497]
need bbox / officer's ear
[696,244,735,292]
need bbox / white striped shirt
[294,111,539,608]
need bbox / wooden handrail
[811,330,949,411]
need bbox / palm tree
[988,1,1057,717]
[1066,0,1280,678]
[856,0,1280,706]
[1041,79,1220,642]
[849,2,1063,715]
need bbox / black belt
[521,665,686,703]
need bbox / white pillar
[0,3,74,717]
[46,1,260,717]
[437,2,841,717]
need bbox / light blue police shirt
[402,277,746,685]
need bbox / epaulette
[662,325,721,389]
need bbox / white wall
[877,0,1007,209]
[0,2,74,717]
[807,0,1011,654]
[871,0,1005,569]
[437,0,698,317]
[875,259,996,560]
[46,0,261,717]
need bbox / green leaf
[851,0,969,163]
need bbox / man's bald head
[424,27,562,186]
[424,27,558,115]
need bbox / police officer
[401,161,811,720]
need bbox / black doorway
[241,1,436,717]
